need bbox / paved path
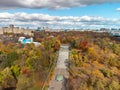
[48,45,69,90]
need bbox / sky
[0,0,120,29]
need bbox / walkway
[48,45,69,90]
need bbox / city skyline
[0,0,120,29]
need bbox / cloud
[116,8,120,11]
[0,0,120,9]
[0,12,120,29]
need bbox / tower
[9,24,14,33]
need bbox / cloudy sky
[0,0,120,29]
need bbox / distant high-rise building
[0,24,34,36]
[9,24,14,29]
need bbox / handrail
[41,51,59,90]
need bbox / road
[48,45,69,90]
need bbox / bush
[108,80,120,90]
[10,65,20,77]
[99,69,113,78]
[0,68,17,89]
[5,52,18,67]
